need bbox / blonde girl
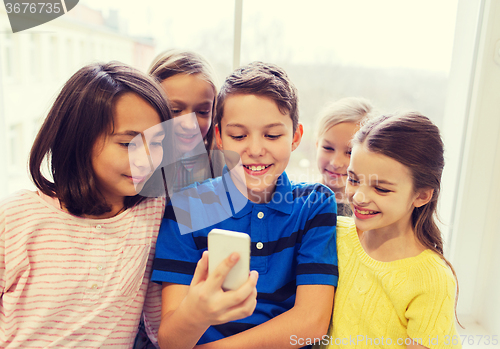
[316,97,374,216]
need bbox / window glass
[240,0,458,182]
[0,0,234,196]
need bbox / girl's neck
[358,222,426,262]
[60,199,126,219]
[86,205,127,219]
[322,182,348,204]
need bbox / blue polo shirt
[152,168,338,345]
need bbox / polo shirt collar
[267,171,293,214]
[222,167,293,218]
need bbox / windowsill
[456,315,499,348]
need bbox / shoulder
[289,181,335,201]
[137,195,166,211]
[0,190,41,216]
[283,182,337,228]
[336,216,355,237]
[287,181,337,217]
[0,190,53,240]
[130,196,166,222]
[406,251,457,294]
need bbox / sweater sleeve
[405,257,460,349]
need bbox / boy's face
[216,94,303,203]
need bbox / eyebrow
[225,123,286,129]
[113,130,165,137]
[113,130,140,137]
[170,99,213,107]
[347,170,396,186]
[375,179,396,186]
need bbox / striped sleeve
[295,185,338,286]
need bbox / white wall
[442,0,500,334]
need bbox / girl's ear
[215,124,223,150]
[413,188,434,208]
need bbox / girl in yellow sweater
[315,112,460,349]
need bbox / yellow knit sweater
[315,217,460,349]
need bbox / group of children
[0,49,461,348]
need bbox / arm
[196,284,335,349]
[157,251,258,349]
[405,259,459,349]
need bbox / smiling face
[345,142,425,235]
[216,94,302,203]
[316,122,359,196]
[160,73,215,153]
[91,92,165,209]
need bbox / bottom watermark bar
[290,334,499,347]
[290,335,422,347]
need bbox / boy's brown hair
[215,61,299,132]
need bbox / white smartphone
[207,229,251,291]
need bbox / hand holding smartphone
[207,229,251,291]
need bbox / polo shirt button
[91,284,98,289]
[257,212,264,219]
[96,224,102,229]
[256,242,264,249]
[97,265,103,271]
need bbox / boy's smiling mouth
[243,164,272,173]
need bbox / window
[50,36,59,79]
[2,30,15,80]
[239,0,458,185]
[8,123,23,169]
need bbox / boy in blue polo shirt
[152,62,338,348]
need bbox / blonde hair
[316,97,375,138]
[148,49,218,151]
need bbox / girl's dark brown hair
[353,111,460,322]
[29,61,172,217]
[148,49,218,153]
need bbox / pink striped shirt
[0,190,165,348]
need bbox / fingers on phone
[226,270,258,318]
[206,252,240,289]
[224,283,258,321]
